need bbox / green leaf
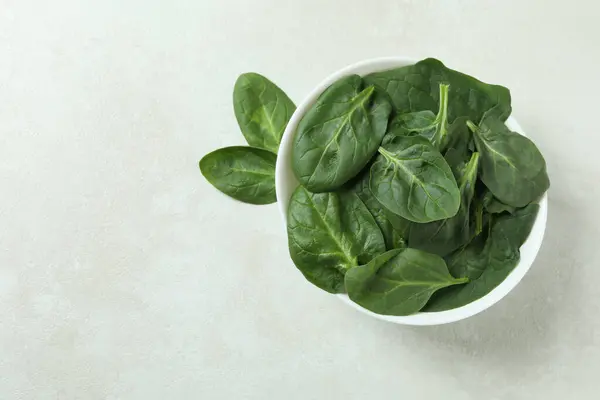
[423,204,540,312]
[369,135,460,223]
[444,117,472,159]
[469,115,550,207]
[482,190,517,214]
[345,248,468,316]
[233,73,296,153]
[292,75,392,192]
[468,194,487,239]
[409,152,480,257]
[363,58,511,124]
[445,224,491,281]
[199,146,277,204]
[287,186,386,293]
[387,83,451,150]
[347,168,410,250]
[444,147,469,180]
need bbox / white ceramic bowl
[275,57,548,326]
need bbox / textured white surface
[0,0,598,398]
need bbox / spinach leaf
[444,117,472,158]
[292,75,392,192]
[469,195,487,238]
[409,152,480,257]
[369,135,460,223]
[347,168,410,250]
[363,58,511,124]
[423,204,539,311]
[234,73,296,153]
[445,224,491,281]
[345,248,468,316]
[199,146,277,204]
[287,186,386,293]
[387,83,451,150]
[482,190,516,214]
[469,115,550,207]
[383,106,471,155]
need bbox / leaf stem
[453,277,470,285]
[475,200,483,236]
[377,146,394,160]
[436,83,450,122]
[432,83,450,149]
[463,152,480,183]
[466,120,478,133]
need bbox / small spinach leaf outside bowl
[274,57,548,326]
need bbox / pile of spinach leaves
[200,59,549,316]
[288,58,549,315]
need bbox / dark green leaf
[233,73,296,153]
[387,83,451,150]
[409,152,480,257]
[292,75,392,192]
[389,111,435,140]
[347,168,410,250]
[345,248,468,316]
[445,224,491,281]
[369,135,460,223]
[469,115,550,207]
[424,204,539,311]
[468,195,487,238]
[444,147,470,183]
[287,186,385,293]
[363,58,511,124]
[199,146,277,204]
[444,117,472,160]
[482,190,517,214]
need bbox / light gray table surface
[1,1,598,398]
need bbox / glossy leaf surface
[200,146,277,204]
[424,204,539,311]
[345,248,468,316]
[287,186,385,293]
[482,190,517,214]
[347,168,410,250]
[469,115,550,207]
[234,73,296,153]
[364,58,511,124]
[292,75,392,192]
[369,136,460,223]
[387,83,451,150]
[409,152,480,257]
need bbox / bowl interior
[275,57,548,325]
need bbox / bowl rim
[275,57,548,326]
